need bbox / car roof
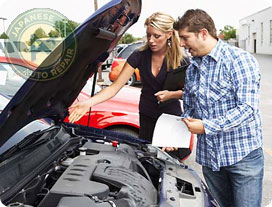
[0,56,37,70]
[117,41,144,59]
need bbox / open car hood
[0,0,141,147]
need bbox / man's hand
[183,117,205,134]
[162,147,178,152]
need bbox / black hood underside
[0,0,141,147]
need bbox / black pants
[139,113,191,160]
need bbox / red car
[0,56,140,136]
[65,83,140,136]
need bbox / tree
[34,27,48,38]
[0,32,8,39]
[118,33,142,44]
[54,20,79,37]
[219,25,236,41]
[48,30,60,38]
[29,27,48,45]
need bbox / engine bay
[0,124,216,207]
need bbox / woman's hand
[154,90,183,102]
[68,62,135,123]
[154,90,171,102]
[68,99,92,123]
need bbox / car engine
[0,124,217,207]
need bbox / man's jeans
[202,147,264,207]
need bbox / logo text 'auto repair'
[5,8,77,81]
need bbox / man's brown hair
[174,9,218,40]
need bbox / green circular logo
[5,8,77,81]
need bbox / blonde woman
[69,12,189,157]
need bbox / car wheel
[127,74,136,86]
[108,126,139,137]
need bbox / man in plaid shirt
[174,9,263,207]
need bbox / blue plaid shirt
[182,40,263,171]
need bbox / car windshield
[117,42,143,59]
[0,93,9,112]
[0,62,32,97]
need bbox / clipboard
[163,60,189,91]
[158,59,189,107]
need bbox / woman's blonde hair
[140,12,185,70]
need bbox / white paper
[152,113,191,148]
[0,71,7,86]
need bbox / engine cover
[38,142,157,207]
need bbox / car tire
[127,74,136,86]
[108,126,139,137]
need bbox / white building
[239,7,272,55]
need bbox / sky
[0,0,272,38]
